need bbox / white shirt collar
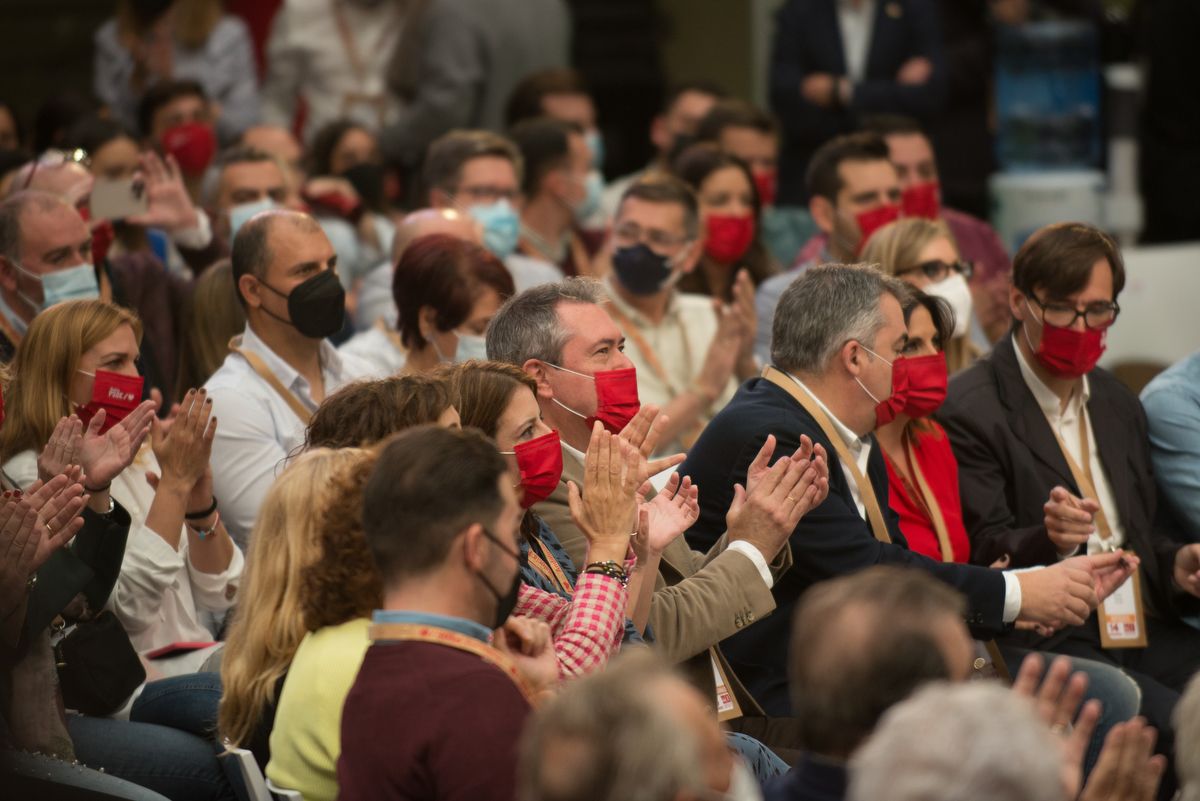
[240,323,347,397]
[603,277,677,328]
[1011,333,1090,421]
[783,370,869,454]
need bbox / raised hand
[1079,718,1166,801]
[22,470,88,568]
[730,268,758,372]
[617,405,685,483]
[1012,652,1101,800]
[149,389,216,493]
[78,400,156,489]
[1173,544,1200,598]
[494,615,559,698]
[745,435,830,506]
[125,151,201,232]
[636,473,699,559]
[568,422,640,564]
[1044,486,1100,556]
[37,415,83,484]
[726,447,823,562]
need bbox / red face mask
[160,121,216,177]
[853,204,901,256]
[866,354,909,429]
[704,213,755,264]
[901,181,941,220]
[753,170,778,208]
[901,353,948,418]
[1026,311,1107,378]
[549,364,642,435]
[76,370,143,434]
[504,430,564,509]
[77,206,114,267]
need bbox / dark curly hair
[304,374,458,450]
[300,452,383,631]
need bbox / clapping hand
[633,473,700,561]
[494,616,559,699]
[568,422,640,563]
[617,405,686,484]
[147,389,216,494]
[1012,653,1101,801]
[1079,718,1166,801]
[726,435,825,561]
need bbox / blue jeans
[727,731,789,785]
[131,671,224,738]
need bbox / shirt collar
[1011,333,1090,420]
[783,371,869,454]
[241,323,347,394]
[371,610,492,643]
[604,277,676,327]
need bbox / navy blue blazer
[769,0,946,203]
[681,376,1006,714]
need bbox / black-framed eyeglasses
[1026,292,1120,330]
[897,259,974,283]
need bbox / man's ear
[523,358,554,400]
[810,195,835,235]
[238,273,261,310]
[678,239,702,275]
[649,115,670,155]
[0,256,19,292]
[1009,283,1027,324]
[462,523,487,572]
[839,338,865,378]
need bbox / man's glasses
[612,222,689,251]
[897,259,974,283]
[1027,292,1120,330]
[22,148,91,190]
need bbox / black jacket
[939,336,1194,619]
[682,376,1006,714]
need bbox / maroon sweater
[336,641,531,801]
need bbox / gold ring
[787,495,797,503]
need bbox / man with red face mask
[754,132,900,363]
[940,222,1200,738]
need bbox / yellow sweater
[266,617,371,801]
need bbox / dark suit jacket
[939,336,1195,619]
[769,0,946,203]
[682,376,1006,714]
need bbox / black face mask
[341,163,386,211]
[259,269,346,339]
[478,528,523,629]
[612,243,674,296]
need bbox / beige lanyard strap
[528,536,574,596]
[1050,408,1115,544]
[902,430,955,563]
[605,301,691,398]
[762,367,891,544]
[368,622,534,704]
[228,336,313,425]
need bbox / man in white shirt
[205,209,378,547]
[602,175,757,453]
[261,0,406,142]
[681,262,1135,714]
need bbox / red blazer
[883,422,972,563]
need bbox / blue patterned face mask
[14,261,99,311]
[465,199,520,259]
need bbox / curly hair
[304,374,457,450]
[300,450,383,632]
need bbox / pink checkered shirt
[514,571,626,680]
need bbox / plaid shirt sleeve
[514,573,627,680]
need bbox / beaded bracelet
[186,510,221,540]
[584,559,629,588]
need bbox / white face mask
[925,273,973,339]
[431,330,489,364]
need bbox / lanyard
[1050,408,1115,545]
[368,622,534,703]
[228,336,314,425]
[527,536,574,596]
[762,367,891,544]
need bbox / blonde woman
[860,217,983,374]
[0,299,241,671]
[218,448,375,768]
[176,259,245,399]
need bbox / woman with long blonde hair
[217,447,374,765]
[0,299,240,668]
[860,217,982,374]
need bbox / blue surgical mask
[229,198,279,241]
[466,199,520,259]
[584,129,605,171]
[573,171,604,223]
[15,261,100,311]
[455,332,488,362]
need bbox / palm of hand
[643,493,697,553]
[80,427,132,487]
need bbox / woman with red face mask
[444,360,697,648]
[672,143,779,303]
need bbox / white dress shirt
[837,0,877,83]
[338,323,407,377]
[205,324,382,548]
[783,372,1024,622]
[261,0,405,141]
[560,441,773,587]
[1013,336,1126,556]
[2,450,244,653]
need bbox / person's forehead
[617,195,686,231]
[29,162,92,197]
[669,90,718,121]
[244,127,302,159]
[839,159,898,193]
[21,205,88,248]
[721,125,777,152]
[265,220,333,267]
[460,156,517,186]
[541,92,594,126]
[222,160,285,190]
[558,301,620,343]
[337,128,376,152]
[885,132,934,162]
[702,165,751,193]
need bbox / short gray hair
[486,277,606,366]
[849,682,1063,801]
[1176,674,1200,801]
[517,651,706,801]
[771,263,906,374]
[0,190,70,264]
